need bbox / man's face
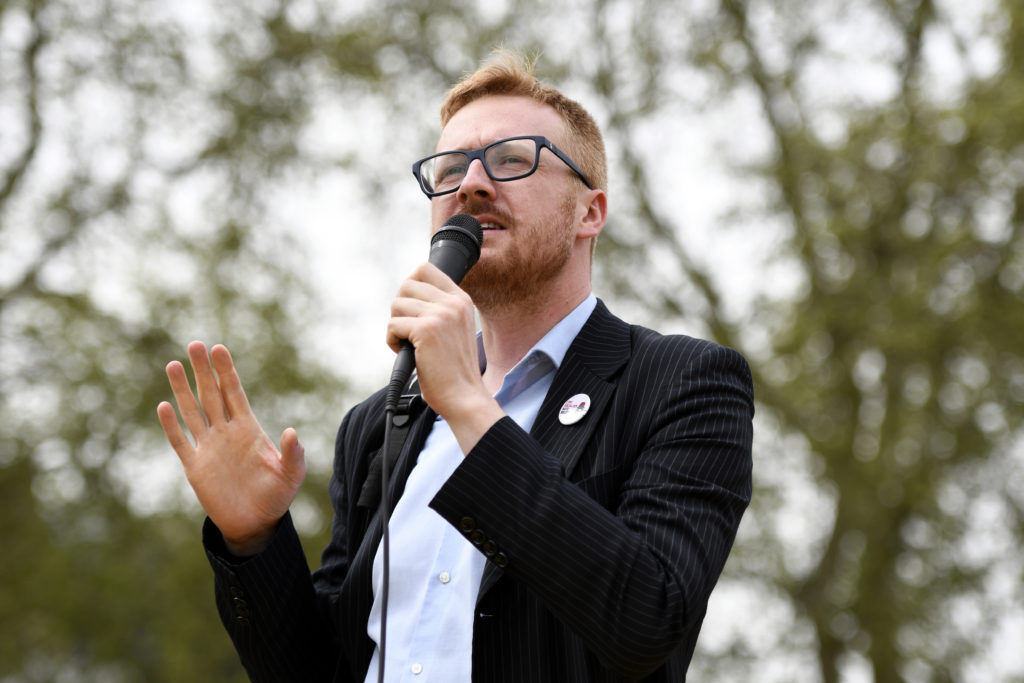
[430,95,585,311]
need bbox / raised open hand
[157,341,306,556]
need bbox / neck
[476,281,591,392]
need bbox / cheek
[430,201,453,232]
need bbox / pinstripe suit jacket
[204,299,753,682]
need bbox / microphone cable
[376,214,482,683]
[377,407,394,683]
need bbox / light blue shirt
[364,294,597,683]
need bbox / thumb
[279,427,306,478]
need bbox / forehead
[436,95,566,152]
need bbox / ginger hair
[439,50,607,192]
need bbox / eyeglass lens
[423,138,539,194]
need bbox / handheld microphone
[377,213,482,683]
[385,214,483,411]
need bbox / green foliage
[2,0,1021,680]
[0,0,348,678]
[703,3,1024,681]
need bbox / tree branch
[0,4,44,205]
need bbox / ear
[576,188,607,240]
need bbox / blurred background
[1,0,1022,681]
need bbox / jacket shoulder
[587,299,751,384]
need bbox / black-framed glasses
[412,135,594,198]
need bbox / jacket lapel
[478,300,631,600]
[352,404,436,558]
[344,406,438,673]
[531,299,631,476]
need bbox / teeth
[480,222,503,230]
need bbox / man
[158,51,753,682]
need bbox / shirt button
[439,571,451,584]
[411,663,423,675]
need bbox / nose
[456,158,497,202]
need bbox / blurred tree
[0,0,355,679]
[2,0,1021,681]
[570,0,1024,681]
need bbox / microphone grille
[432,214,483,255]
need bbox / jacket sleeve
[428,340,754,678]
[204,513,344,682]
[202,400,376,683]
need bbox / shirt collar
[529,292,597,370]
[476,293,597,394]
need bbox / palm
[157,342,306,554]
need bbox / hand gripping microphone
[385,214,483,412]
[378,214,482,683]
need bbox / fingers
[393,263,464,309]
[160,341,246,457]
[165,357,210,440]
[209,344,253,420]
[392,273,448,310]
[157,400,196,464]
[410,261,462,291]
[388,266,474,350]
[387,292,429,353]
[279,428,307,482]
[188,341,228,425]
[391,263,471,322]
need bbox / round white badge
[558,393,591,425]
